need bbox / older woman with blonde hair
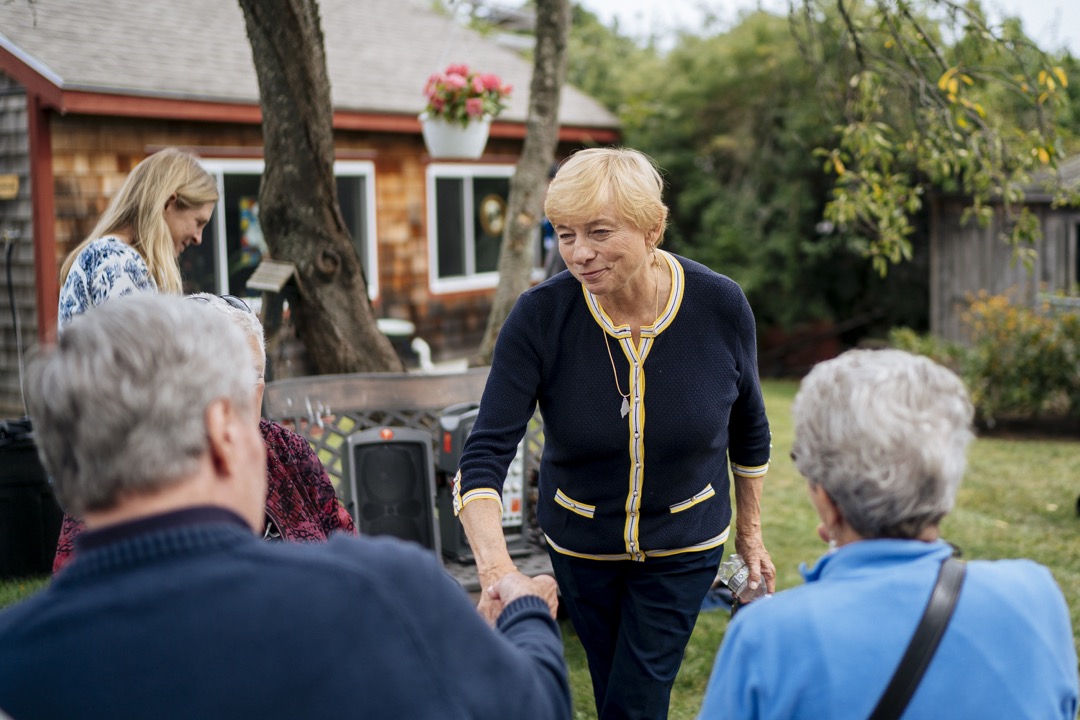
[57,147,218,331]
[699,349,1079,719]
[454,147,774,719]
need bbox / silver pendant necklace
[601,257,661,419]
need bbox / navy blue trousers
[547,545,723,720]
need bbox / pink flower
[479,73,502,91]
[443,73,467,90]
[421,62,511,126]
[465,97,485,117]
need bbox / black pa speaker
[344,427,440,557]
[435,402,480,475]
[432,405,530,562]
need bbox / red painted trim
[142,145,379,161]
[332,111,421,133]
[488,121,620,144]
[27,94,57,344]
[0,44,62,106]
[54,91,619,143]
[58,91,264,124]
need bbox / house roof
[0,0,618,131]
[1015,154,1080,203]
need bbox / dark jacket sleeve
[726,283,771,471]
[358,537,571,719]
[455,291,543,507]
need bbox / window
[427,163,544,293]
[186,159,378,299]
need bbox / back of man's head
[28,294,255,517]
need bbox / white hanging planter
[419,113,492,159]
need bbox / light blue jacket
[699,539,1079,719]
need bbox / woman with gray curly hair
[699,349,1078,719]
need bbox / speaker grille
[345,427,439,555]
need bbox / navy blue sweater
[456,251,771,561]
[0,512,570,719]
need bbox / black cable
[4,230,27,414]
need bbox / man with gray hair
[0,294,569,720]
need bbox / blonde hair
[544,147,669,246]
[59,148,219,294]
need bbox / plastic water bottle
[716,553,768,604]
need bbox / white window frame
[199,159,379,298]
[427,163,545,294]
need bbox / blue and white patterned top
[57,236,156,333]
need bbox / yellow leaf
[884,38,894,49]
[948,77,959,95]
[1039,69,1048,85]
[972,102,986,118]
[1038,147,1050,164]
[1053,66,1068,87]
[960,74,974,85]
[937,67,956,91]
[1021,82,1030,93]
[1047,77,1056,91]
[832,156,845,175]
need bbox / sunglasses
[189,294,254,314]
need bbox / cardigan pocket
[554,488,596,519]
[668,483,716,514]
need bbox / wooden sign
[246,259,297,293]
[0,175,19,200]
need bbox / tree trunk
[238,0,403,374]
[472,0,571,366]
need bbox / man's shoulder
[268,532,447,587]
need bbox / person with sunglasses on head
[57,148,218,333]
[52,293,356,572]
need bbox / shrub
[890,291,1080,423]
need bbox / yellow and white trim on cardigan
[582,250,686,561]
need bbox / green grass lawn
[564,379,1080,719]
[2,379,1078,719]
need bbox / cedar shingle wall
[46,116,545,367]
[0,73,33,416]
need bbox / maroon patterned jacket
[53,419,356,572]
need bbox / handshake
[478,571,560,626]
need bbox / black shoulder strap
[868,556,966,720]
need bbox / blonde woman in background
[57,147,218,332]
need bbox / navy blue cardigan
[0,514,569,719]
[456,251,771,561]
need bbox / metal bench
[262,369,550,590]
